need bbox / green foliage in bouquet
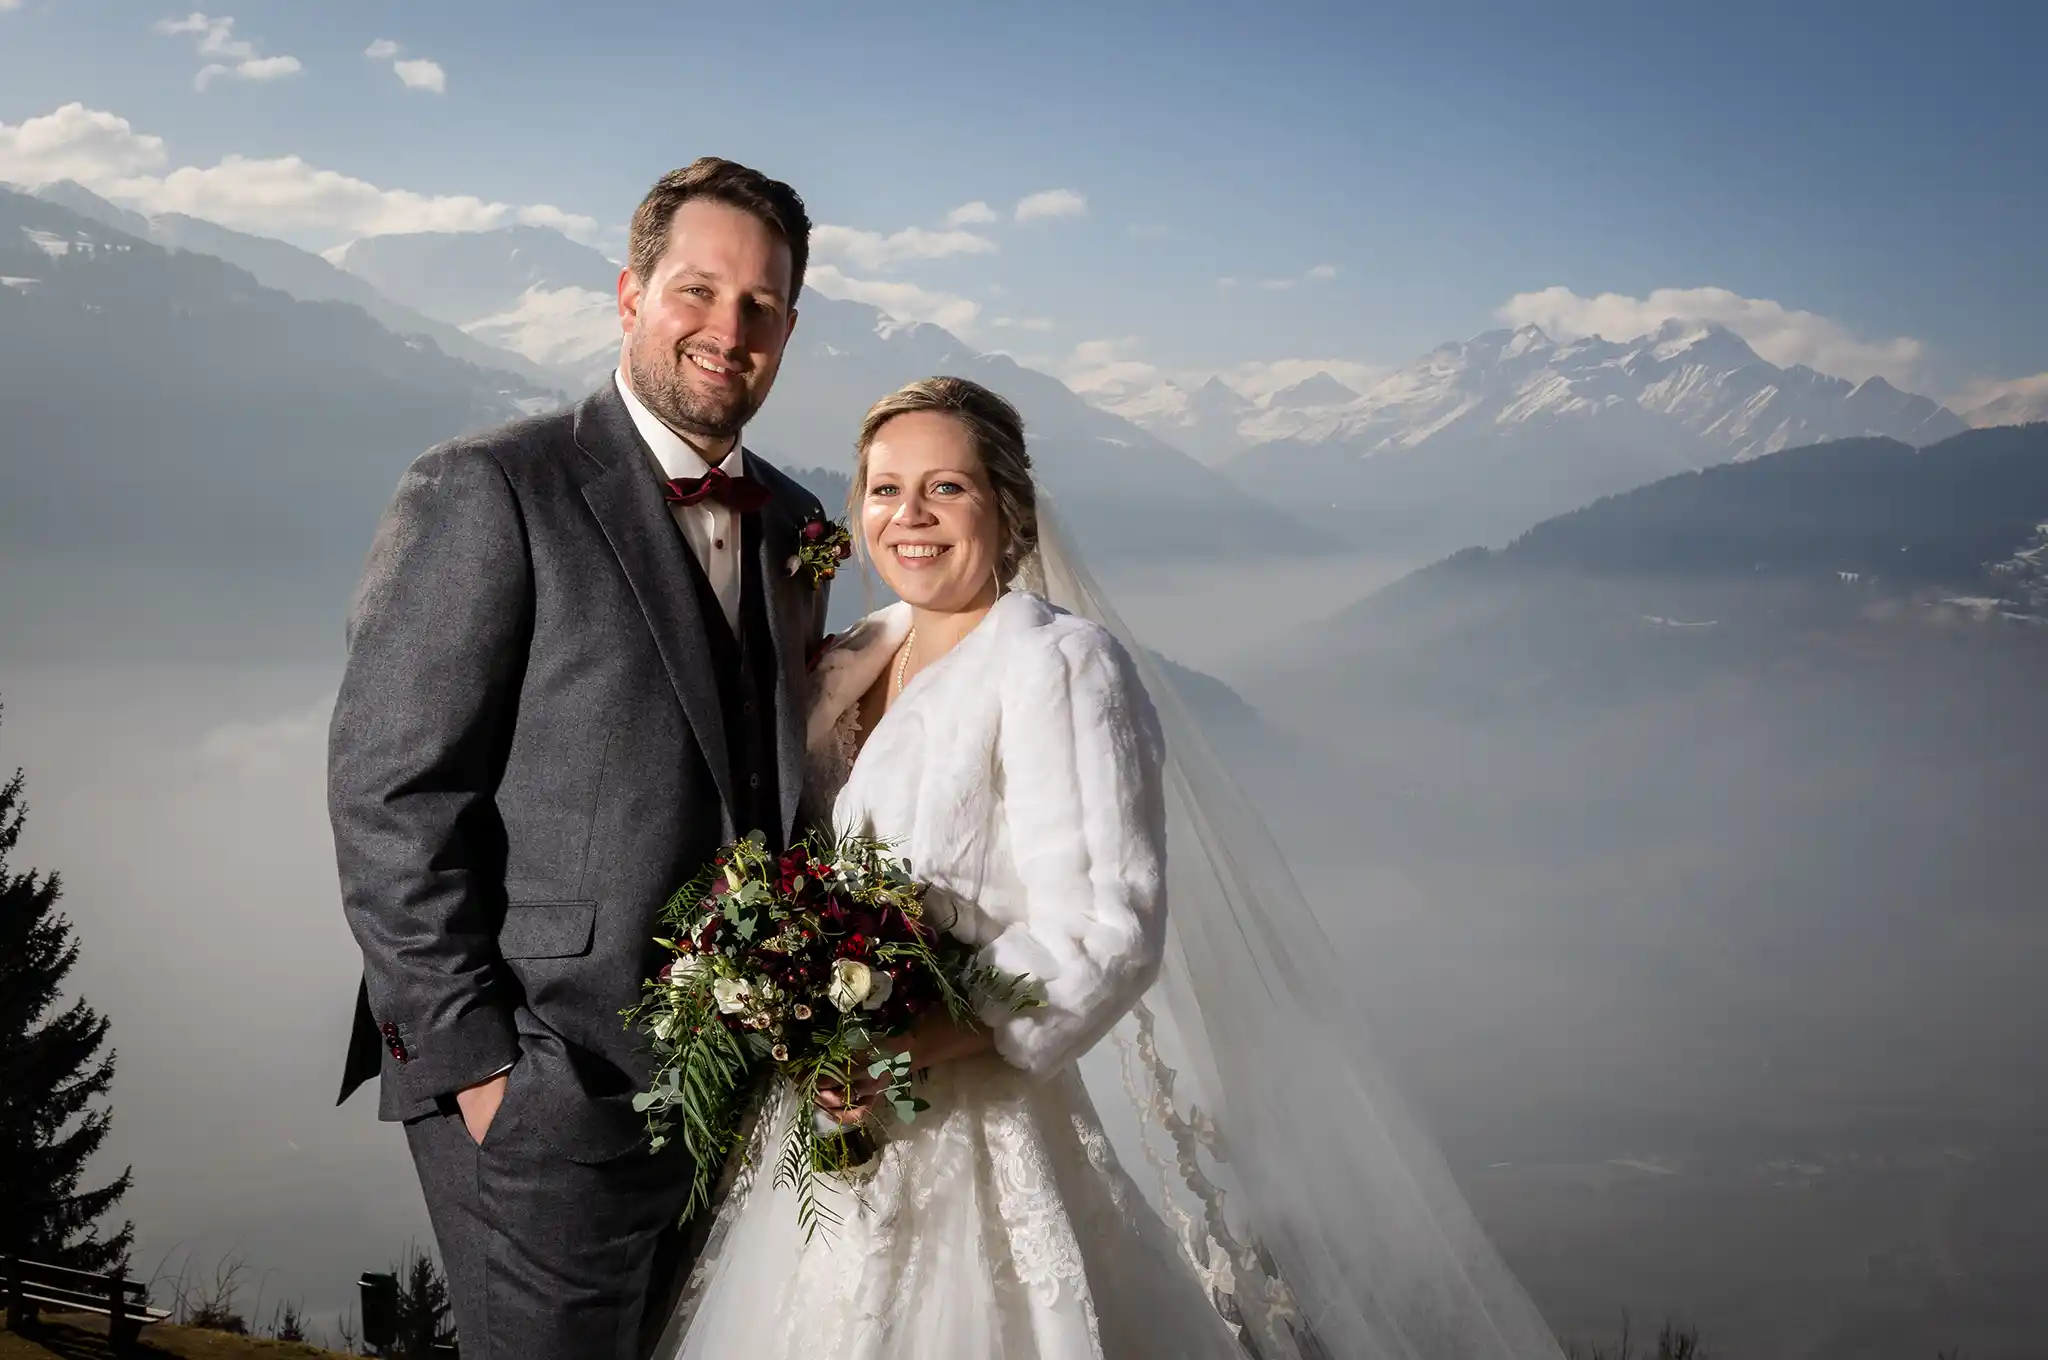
[622,830,1040,1240]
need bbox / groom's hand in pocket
[454,1071,510,1146]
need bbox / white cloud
[393,58,447,93]
[1061,337,1162,398]
[943,200,996,227]
[198,55,300,90]
[1306,263,1339,282]
[156,12,250,55]
[363,38,446,94]
[1497,284,1923,385]
[1259,278,1296,291]
[1015,187,1086,222]
[0,104,169,184]
[1060,338,1389,416]
[514,202,601,237]
[127,156,599,237]
[806,263,980,334]
[991,316,1055,332]
[0,103,600,242]
[1215,277,1237,289]
[811,222,996,271]
[198,697,334,781]
[155,13,302,92]
[1954,371,2048,427]
[1,0,26,12]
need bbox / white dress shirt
[613,366,746,633]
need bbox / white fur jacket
[803,590,1169,1079]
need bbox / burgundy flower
[834,541,853,560]
[801,519,827,542]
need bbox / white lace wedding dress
[657,591,1247,1359]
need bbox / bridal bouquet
[625,830,1039,1239]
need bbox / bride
[658,377,1563,1359]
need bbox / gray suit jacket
[329,382,830,1162]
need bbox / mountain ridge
[1289,422,2048,670]
[24,181,565,391]
[0,184,561,656]
[1189,321,1969,554]
[323,224,1328,561]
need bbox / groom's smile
[618,196,800,452]
[687,350,741,380]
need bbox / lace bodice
[801,702,862,823]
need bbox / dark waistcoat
[680,509,783,852]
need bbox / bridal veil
[1023,505,1563,1360]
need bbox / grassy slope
[3,1315,347,1359]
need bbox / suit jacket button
[748,773,761,789]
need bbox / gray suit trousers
[404,1057,693,1360]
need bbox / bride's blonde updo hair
[852,376,1040,586]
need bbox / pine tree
[0,703,135,1272]
[391,1244,456,1359]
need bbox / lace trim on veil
[1017,515,1564,1360]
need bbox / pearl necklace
[893,627,917,696]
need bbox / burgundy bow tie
[662,466,772,513]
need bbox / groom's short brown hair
[628,158,813,302]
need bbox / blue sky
[2,0,2043,403]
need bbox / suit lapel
[574,387,735,822]
[754,484,812,845]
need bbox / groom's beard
[627,337,765,443]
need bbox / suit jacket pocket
[499,901,597,959]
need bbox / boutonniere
[787,512,853,588]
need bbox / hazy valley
[3,183,2046,1358]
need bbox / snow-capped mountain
[1214,321,1967,552]
[1266,371,1361,410]
[325,224,1323,561]
[1263,320,1958,455]
[29,181,562,390]
[327,226,623,388]
[1089,374,1261,466]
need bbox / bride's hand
[884,1009,995,1072]
[813,1012,994,1124]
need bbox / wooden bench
[4,1255,172,1355]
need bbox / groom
[329,158,828,1359]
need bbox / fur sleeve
[978,615,1169,1078]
